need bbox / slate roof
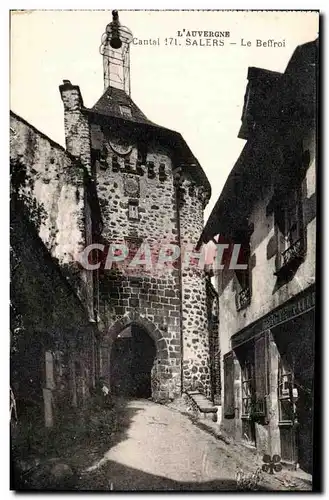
[90,86,162,128]
[86,86,211,194]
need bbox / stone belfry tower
[60,11,212,402]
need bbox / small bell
[109,10,122,49]
[109,33,122,50]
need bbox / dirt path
[78,398,257,491]
[13,397,312,491]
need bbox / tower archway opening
[110,323,156,398]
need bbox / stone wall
[178,178,211,397]
[11,202,97,428]
[10,112,94,318]
[90,122,183,401]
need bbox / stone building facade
[201,39,317,474]
[10,11,214,411]
[10,112,100,430]
[10,112,99,320]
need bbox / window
[234,228,252,311]
[240,345,256,445]
[277,187,303,253]
[274,184,305,278]
[277,355,299,462]
[112,155,120,172]
[147,161,156,179]
[137,142,148,166]
[242,354,255,417]
[159,163,167,182]
[278,356,298,424]
[128,201,139,221]
[119,105,132,118]
[225,333,270,447]
[238,332,269,420]
[99,146,108,170]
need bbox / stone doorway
[110,324,156,398]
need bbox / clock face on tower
[108,137,133,156]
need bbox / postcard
[10,9,319,491]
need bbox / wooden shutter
[224,351,235,418]
[254,332,269,417]
[275,204,286,266]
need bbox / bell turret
[100,10,133,95]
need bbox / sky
[10,10,319,221]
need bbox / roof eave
[85,107,211,195]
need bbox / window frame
[241,354,255,419]
[128,200,139,221]
[119,105,132,118]
[274,181,305,279]
[278,356,297,425]
[234,227,253,311]
[238,332,269,422]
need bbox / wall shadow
[78,458,268,491]
[11,397,145,491]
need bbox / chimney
[59,80,91,172]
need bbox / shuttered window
[224,351,235,418]
[274,185,305,273]
[242,356,255,417]
[254,332,269,417]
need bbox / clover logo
[262,454,282,474]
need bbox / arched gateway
[99,312,179,402]
[110,324,156,398]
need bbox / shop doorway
[274,310,314,473]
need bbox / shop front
[223,285,315,473]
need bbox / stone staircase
[185,391,218,422]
